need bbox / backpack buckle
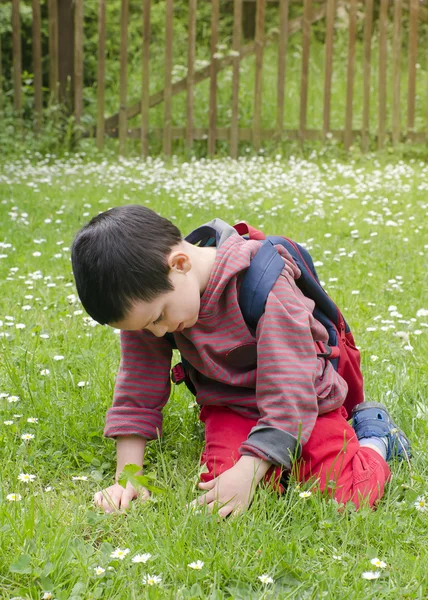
[171,363,186,385]
[316,342,340,360]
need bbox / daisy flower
[258,574,274,584]
[362,571,381,580]
[7,493,22,502]
[299,491,312,498]
[18,473,36,483]
[27,417,39,423]
[188,560,204,570]
[414,496,426,512]
[21,433,35,441]
[370,558,387,569]
[110,548,130,560]
[53,355,64,361]
[40,369,50,376]
[132,553,152,564]
[4,420,14,425]
[94,566,106,575]
[332,555,342,561]
[42,593,53,599]
[8,396,20,403]
[72,476,88,481]
[142,574,162,585]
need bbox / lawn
[0,151,427,599]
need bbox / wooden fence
[1,0,427,156]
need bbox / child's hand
[94,481,150,513]
[191,456,271,518]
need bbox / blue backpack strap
[238,240,285,330]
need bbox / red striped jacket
[105,229,348,468]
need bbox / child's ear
[168,250,191,274]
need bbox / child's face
[110,250,201,336]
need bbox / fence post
[48,0,59,103]
[141,0,151,157]
[407,0,418,135]
[230,0,242,158]
[163,0,173,156]
[119,0,129,156]
[276,0,288,141]
[12,0,22,115]
[186,0,197,152]
[392,0,402,145]
[208,0,219,156]
[74,0,84,126]
[253,0,265,152]
[299,0,311,144]
[361,0,373,152]
[344,0,357,151]
[32,0,42,130]
[323,0,335,137]
[377,0,388,149]
[96,0,106,150]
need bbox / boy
[71,205,411,516]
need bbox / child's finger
[198,480,216,490]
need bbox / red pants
[199,405,391,509]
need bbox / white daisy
[188,560,204,570]
[132,553,152,564]
[94,566,105,575]
[142,574,162,585]
[110,548,130,560]
[7,493,22,501]
[414,496,426,512]
[370,558,387,569]
[18,473,36,483]
[258,574,274,584]
[362,571,381,580]
[299,491,312,498]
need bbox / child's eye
[153,314,162,325]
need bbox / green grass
[0,151,427,598]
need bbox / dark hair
[71,205,182,325]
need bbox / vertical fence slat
[119,0,129,156]
[253,0,265,152]
[96,0,106,149]
[141,0,151,157]
[276,0,288,139]
[0,34,2,112]
[361,0,373,152]
[48,0,58,102]
[208,0,219,156]
[407,0,418,133]
[32,0,42,130]
[392,0,402,145]
[74,0,84,125]
[299,0,311,142]
[323,0,335,136]
[378,0,388,149]
[163,0,174,156]
[230,0,242,158]
[12,0,22,114]
[344,0,357,150]
[186,0,197,151]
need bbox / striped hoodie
[104,220,348,469]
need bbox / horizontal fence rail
[1,0,428,156]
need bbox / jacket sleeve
[239,272,324,470]
[104,329,172,439]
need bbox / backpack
[168,221,364,419]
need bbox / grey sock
[359,436,388,460]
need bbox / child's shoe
[351,401,411,461]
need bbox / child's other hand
[191,457,270,518]
[94,481,150,513]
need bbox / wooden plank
[208,0,220,156]
[105,5,327,131]
[32,0,43,130]
[114,126,361,144]
[163,0,174,156]
[230,0,242,158]
[96,0,106,150]
[299,0,311,142]
[323,0,335,136]
[119,0,129,156]
[0,34,3,112]
[74,0,84,125]
[391,0,402,145]
[407,0,418,132]
[186,0,197,151]
[12,0,22,114]
[141,0,151,157]
[344,0,357,151]
[48,0,59,102]
[361,0,373,151]
[378,0,388,149]
[253,0,265,152]
[276,0,288,138]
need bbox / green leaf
[9,554,32,574]
[78,451,94,463]
[117,463,164,494]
